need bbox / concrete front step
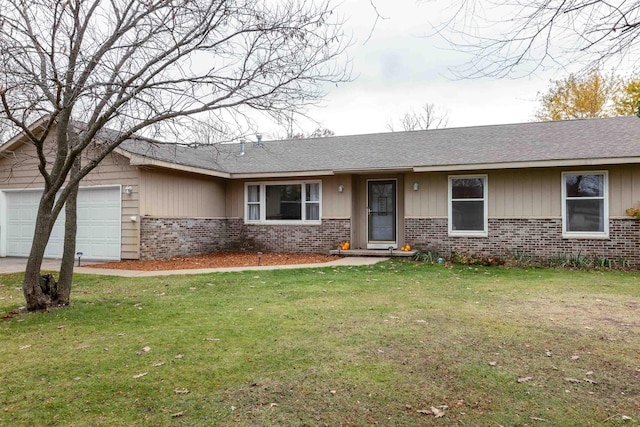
[329,249,416,257]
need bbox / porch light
[124,185,133,194]
[413,182,419,191]
[338,184,344,193]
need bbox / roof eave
[230,170,335,179]
[331,167,414,174]
[412,157,640,172]
[124,152,231,178]
[0,116,51,152]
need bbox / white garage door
[5,187,121,260]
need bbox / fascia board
[413,157,640,172]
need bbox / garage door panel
[5,187,121,260]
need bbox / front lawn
[1,261,638,426]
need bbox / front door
[367,180,397,249]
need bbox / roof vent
[239,139,246,156]
[256,134,263,147]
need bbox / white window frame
[561,171,609,239]
[448,174,488,237]
[244,180,322,224]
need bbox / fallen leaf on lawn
[76,345,90,350]
[518,376,533,383]
[621,415,632,421]
[571,355,580,360]
[586,370,594,375]
[247,308,254,311]
[416,320,427,323]
[330,390,337,395]
[545,351,552,357]
[203,338,220,341]
[19,345,31,350]
[57,325,65,329]
[531,416,547,421]
[431,406,445,418]
[270,403,278,407]
[174,388,189,394]
[488,361,497,366]
[416,409,432,415]
[171,411,184,418]
[175,354,184,359]
[154,362,165,367]
[141,346,151,352]
[133,372,148,379]
[564,377,581,383]
[189,287,196,291]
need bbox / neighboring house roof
[5,116,640,177]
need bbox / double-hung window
[448,175,488,236]
[562,171,608,238]
[245,181,321,223]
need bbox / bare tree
[0,0,349,311]
[431,1,640,77]
[387,103,449,131]
[0,117,12,144]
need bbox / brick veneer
[227,218,351,253]
[140,217,351,259]
[405,217,640,266]
[140,217,229,260]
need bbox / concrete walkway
[0,256,388,276]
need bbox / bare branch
[429,0,640,77]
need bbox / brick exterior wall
[140,217,229,260]
[140,217,351,259]
[405,217,640,266]
[227,218,351,253]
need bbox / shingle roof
[118,116,640,175]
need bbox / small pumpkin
[339,241,350,250]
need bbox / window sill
[244,220,322,225]
[562,232,609,240]
[449,231,488,238]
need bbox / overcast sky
[270,0,575,137]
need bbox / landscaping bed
[84,252,338,271]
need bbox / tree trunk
[22,194,57,311]
[55,158,80,306]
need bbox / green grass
[1,260,639,426]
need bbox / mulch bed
[84,252,339,271]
